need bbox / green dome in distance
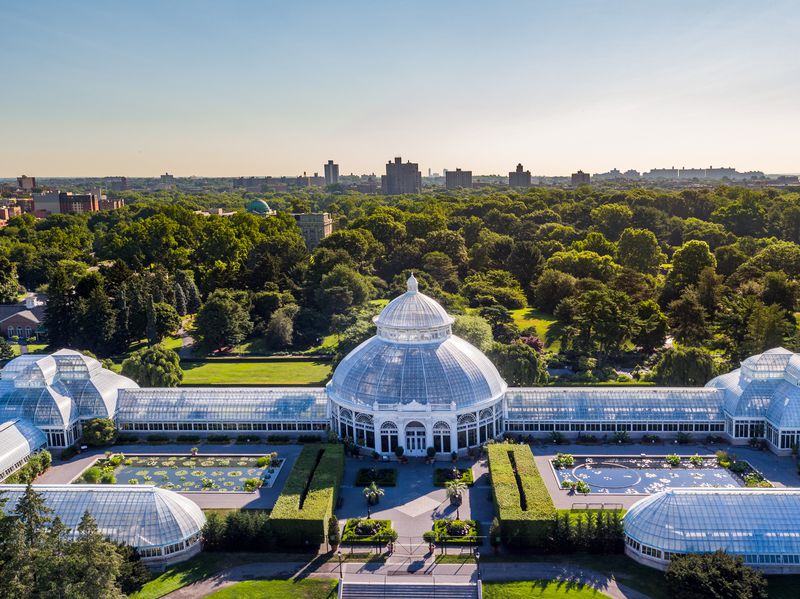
[246,199,272,214]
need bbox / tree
[194,289,253,350]
[0,256,21,303]
[173,283,187,316]
[651,346,716,386]
[14,483,51,548]
[121,344,183,387]
[617,228,664,275]
[265,305,297,349]
[761,271,798,312]
[452,315,493,352]
[315,264,374,315]
[558,288,637,357]
[743,302,794,356]
[0,338,14,360]
[544,250,619,281]
[462,270,527,309]
[43,265,78,349]
[665,551,767,599]
[633,300,668,352]
[479,305,520,343]
[590,203,633,240]
[114,543,150,595]
[176,269,202,313]
[507,241,544,292]
[664,240,716,301]
[533,269,577,313]
[69,511,125,598]
[488,342,548,386]
[81,418,118,446]
[571,232,617,257]
[668,289,710,346]
[696,266,724,316]
[147,301,181,344]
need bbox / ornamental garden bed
[355,467,397,487]
[74,453,284,493]
[423,519,481,545]
[341,518,397,545]
[433,467,474,487]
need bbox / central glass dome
[327,275,506,410]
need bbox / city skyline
[2,0,799,176]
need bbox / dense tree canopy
[121,344,183,387]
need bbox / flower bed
[433,467,474,487]
[423,519,480,545]
[341,518,396,545]
[75,453,284,492]
[355,467,397,487]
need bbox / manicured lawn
[508,308,562,350]
[206,579,338,598]
[482,554,667,599]
[180,359,331,385]
[130,552,268,599]
[483,581,609,598]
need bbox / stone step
[341,582,477,599]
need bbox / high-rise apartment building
[445,168,472,190]
[508,163,531,188]
[571,170,590,185]
[17,175,36,191]
[324,160,339,186]
[381,157,421,195]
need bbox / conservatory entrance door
[404,421,426,456]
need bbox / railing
[571,502,624,511]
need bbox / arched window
[339,408,354,440]
[433,421,451,454]
[457,413,478,449]
[354,413,375,449]
[380,421,399,454]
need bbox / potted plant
[190,447,199,456]
[394,446,405,463]
[445,479,467,506]
[426,446,436,463]
[451,451,458,463]
[328,516,340,551]
[363,481,384,506]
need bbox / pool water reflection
[553,456,743,494]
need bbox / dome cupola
[373,274,454,343]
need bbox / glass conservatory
[326,274,507,455]
[0,418,47,480]
[0,350,137,447]
[624,488,800,573]
[0,484,205,567]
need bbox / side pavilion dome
[327,275,506,411]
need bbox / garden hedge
[269,443,344,547]
[487,443,556,549]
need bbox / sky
[2,0,799,177]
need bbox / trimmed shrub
[236,435,261,444]
[355,468,398,487]
[297,434,324,443]
[146,434,169,444]
[433,467,474,487]
[487,444,556,549]
[176,435,200,444]
[269,444,344,548]
[267,434,291,444]
[341,519,396,545]
[423,519,480,545]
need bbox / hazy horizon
[3,0,799,177]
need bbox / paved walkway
[163,556,651,599]
[336,457,494,550]
[35,443,303,509]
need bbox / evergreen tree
[173,283,187,316]
[44,266,78,349]
[176,270,202,313]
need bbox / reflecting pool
[552,456,743,494]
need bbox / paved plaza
[34,440,800,515]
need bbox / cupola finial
[407,273,418,293]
